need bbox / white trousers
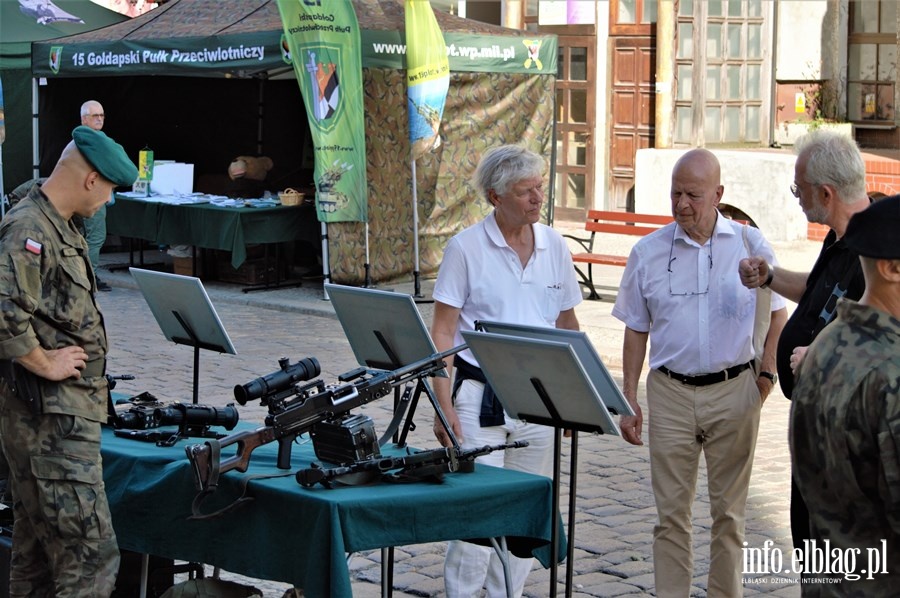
[444,379,555,598]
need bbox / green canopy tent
[0,0,127,196]
[30,0,558,284]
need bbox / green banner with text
[32,31,557,78]
[276,0,367,223]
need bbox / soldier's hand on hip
[41,346,90,381]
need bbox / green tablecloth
[107,197,317,268]
[101,425,563,597]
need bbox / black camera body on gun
[114,392,239,446]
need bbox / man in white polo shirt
[430,145,581,597]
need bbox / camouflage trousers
[0,394,119,597]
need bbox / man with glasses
[79,100,112,292]
[789,194,900,593]
[613,148,787,597]
[739,129,870,550]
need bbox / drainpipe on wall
[654,0,675,148]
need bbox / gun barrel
[387,345,464,382]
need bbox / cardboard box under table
[101,424,563,597]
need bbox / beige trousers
[647,368,761,598]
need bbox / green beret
[72,125,138,187]
[844,194,900,259]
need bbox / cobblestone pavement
[97,234,820,597]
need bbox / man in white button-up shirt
[612,148,788,597]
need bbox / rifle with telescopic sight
[185,347,461,494]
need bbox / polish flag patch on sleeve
[25,239,43,255]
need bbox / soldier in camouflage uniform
[0,126,137,597]
[790,194,900,596]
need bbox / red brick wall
[863,152,900,197]
[808,223,829,241]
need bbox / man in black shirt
[739,129,870,549]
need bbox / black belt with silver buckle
[657,361,752,387]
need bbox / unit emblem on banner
[303,45,342,129]
[523,39,544,70]
[49,46,63,74]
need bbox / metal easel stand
[460,330,624,597]
[325,284,469,597]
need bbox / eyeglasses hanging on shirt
[667,227,713,296]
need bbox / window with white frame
[674,0,769,145]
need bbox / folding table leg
[489,536,513,598]
[140,553,149,598]
[381,546,394,597]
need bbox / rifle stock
[185,346,462,492]
[185,427,276,491]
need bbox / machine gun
[185,347,461,493]
[113,392,239,447]
[296,441,529,488]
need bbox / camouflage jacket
[790,299,900,595]
[0,185,109,422]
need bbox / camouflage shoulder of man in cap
[789,302,900,592]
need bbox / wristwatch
[759,371,777,385]
[760,266,774,289]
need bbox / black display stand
[325,283,463,597]
[461,329,622,598]
[324,283,460,446]
[130,268,237,404]
[475,321,634,418]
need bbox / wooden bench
[564,210,674,300]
